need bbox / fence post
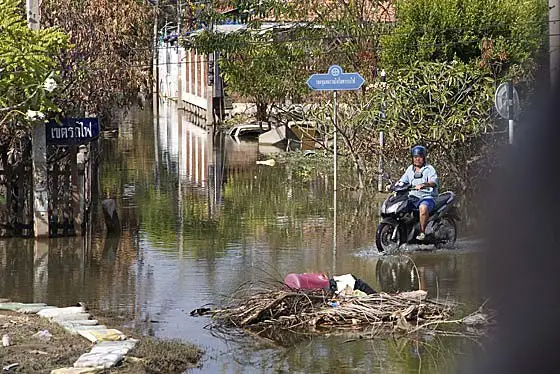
[71,145,83,235]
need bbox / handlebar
[391,182,431,192]
[390,181,411,192]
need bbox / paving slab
[73,351,123,369]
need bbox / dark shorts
[409,198,435,213]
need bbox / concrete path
[0,302,137,373]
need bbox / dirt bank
[0,309,202,373]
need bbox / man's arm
[424,166,438,188]
[398,166,410,184]
[418,181,436,188]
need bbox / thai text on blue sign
[307,65,365,91]
[46,118,100,145]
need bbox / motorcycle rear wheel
[435,217,457,249]
[376,223,402,253]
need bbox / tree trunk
[337,128,365,189]
[354,154,364,190]
[255,102,268,122]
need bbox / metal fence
[0,140,98,238]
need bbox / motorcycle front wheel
[376,223,402,253]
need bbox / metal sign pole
[494,81,519,145]
[377,131,384,192]
[377,69,386,192]
[333,90,337,274]
[508,81,514,144]
[333,90,338,193]
[306,65,365,275]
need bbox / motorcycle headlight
[386,200,405,214]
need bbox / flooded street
[0,99,485,373]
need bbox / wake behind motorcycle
[376,181,459,252]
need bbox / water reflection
[374,251,482,303]
[0,235,137,315]
[0,98,484,373]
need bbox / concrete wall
[158,44,207,106]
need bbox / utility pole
[27,0,49,237]
[206,57,215,132]
[27,0,49,300]
[153,1,159,97]
[176,0,183,108]
[550,0,560,87]
[377,69,386,193]
[206,2,215,131]
[177,0,181,36]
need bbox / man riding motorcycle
[397,145,438,241]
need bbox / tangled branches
[193,284,493,344]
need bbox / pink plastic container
[283,273,330,290]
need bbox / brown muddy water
[0,98,486,373]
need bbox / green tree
[355,61,497,194]
[202,29,313,121]
[288,0,393,82]
[0,0,69,158]
[185,0,392,121]
[41,0,153,120]
[299,0,546,192]
[382,0,547,80]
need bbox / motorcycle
[375,181,459,252]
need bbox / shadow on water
[0,98,485,373]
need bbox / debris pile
[194,284,493,342]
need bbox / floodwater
[0,98,485,373]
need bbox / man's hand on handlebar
[414,182,435,190]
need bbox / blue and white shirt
[399,164,439,200]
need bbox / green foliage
[298,0,545,193]
[382,0,548,78]
[221,32,311,118]
[271,150,333,182]
[289,0,393,81]
[0,0,69,150]
[349,61,496,193]
[187,0,545,198]
[41,0,153,118]
[189,26,314,120]
[299,61,498,192]
[360,61,496,145]
[185,0,392,121]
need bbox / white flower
[43,77,57,92]
[26,110,45,120]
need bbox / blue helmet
[411,145,427,158]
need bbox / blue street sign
[307,65,365,91]
[46,118,100,146]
